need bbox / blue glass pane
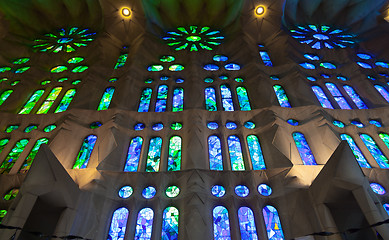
[307,76,317,81]
[225,63,240,71]
[176,78,184,83]
[337,76,348,81]
[134,123,145,131]
[124,137,143,172]
[321,74,331,79]
[167,136,182,171]
[247,135,266,170]
[333,120,345,128]
[370,120,382,127]
[320,62,336,69]
[228,135,245,171]
[259,51,273,66]
[73,135,97,169]
[156,85,168,112]
[152,123,164,131]
[287,119,299,126]
[204,78,214,83]
[161,207,179,240]
[300,62,315,69]
[357,62,372,69]
[351,121,364,128]
[220,85,234,111]
[292,132,317,165]
[213,55,228,62]
[208,122,219,130]
[97,87,115,111]
[304,54,320,60]
[244,122,255,129]
[340,134,370,168]
[263,205,285,240]
[357,53,372,60]
[325,83,351,109]
[236,86,251,111]
[375,85,389,102]
[138,88,152,112]
[146,137,162,172]
[135,208,154,240]
[312,86,334,109]
[343,85,368,109]
[273,85,291,108]
[211,185,226,197]
[118,186,133,199]
[370,183,386,195]
[376,62,389,68]
[204,64,219,71]
[108,207,129,240]
[270,76,279,80]
[226,122,237,130]
[213,206,231,240]
[238,207,258,240]
[360,134,389,169]
[142,187,156,199]
[258,184,272,196]
[383,204,389,216]
[235,185,249,197]
[172,88,184,112]
[208,136,223,171]
[205,87,217,111]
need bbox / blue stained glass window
[325,83,351,109]
[337,76,348,81]
[321,74,331,79]
[343,85,368,109]
[247,135,266,170]
[292,132,317,165]
[176,78,184,83]
[357,53,372,60]
[384,204,389,216]
[244,122,255,129]
[225,63,240,71]
[124,137,143,172]
[320,62,336,69]
[211,185,226,197]
[273,85,291,108]
[300,63,315,69]
[172,88,184,112]
[258,184,272,196]
[228,135,245,171]
[287,119,299,126]
[146,137,162,172]
[307,76,317,82]
[370,183,386,195]
[73,135,97,169]
[135,208,154,240]
[360,134,389,169]
[138,88,152,112]
[161,207,179,240]
[220,85,234,111]
[208,136,223,171]
[259,51,273,66]
[142,186,156,199]
[213,206,231,240]
[208,122,219,130]
[351,121,364,128]
[134,123,145,131]
[340,134,371,168]
[152,123,164,131]
[304,54,320,60]
[370,120,382,127]
[238,207,259,240]
[205,87,217,111]
[214,55,228,62]
[118,186,133,199]
[204,64,219,71]
[97,87,114,111]
[235,185,249,197]
[156,85,168,112]
[226,122,237,130]
[376,62,389,68]
[236,86,251,111]
[333,120,345,128]
[375,85,389,102]
[262,205,285,240]
[107,207,129,240]
[357,62,372,69]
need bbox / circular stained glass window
[333,120,345,128]
[171,122,183,130]
[134,123,145,131]
[166,186,180,198]
[152,123,164,131]
[225,63,240,71]
[90,122,102,129]
[287,119,299,126]
[258,184,272,196]
[226,122,237,130]
[235,185,249,197]
[142,186,156,199]
[207,122,219,130]
[204,78,214,83]
[370,183,386,195]
[118,186,133,199]
[211,185,226,197]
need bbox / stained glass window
[169,64,184,71]
[220,84,234,111]
[3,188,19,200]
[152,123,164,131]
[171,122,182,130]
[340,134,370,168]
[145,137,162,172]
[156,85,168,112]
[135,123,145,131]
[211,185,226,197]
[168,136,182,171]
[166,186,180,198]
[370,120,382,127]
[262,205,285,240]
[292,132,317,165]
[383,204,389,216]
[213,206,231,240]
[343,85,368,109]
[44,124,56,132]
[142,186,156,199]
[205,87,217,111]
[19,90,45,114]
[73,135,97,169]
[0,90,13,107]
[360,134,389,169]
[376,61,389,68]
[5,125,19,133]
[208,136,223,170]
[118,186,133,199]
[172,88,184,112]
[225,63,240,71]
[379,133,389,150]
[97,87,115,111]
[124,137,143,172]
[311,86,334,109]
[236,86,251,111]
[36,87,62,114]
[351,120,364,128]
[247,135,266,170]
[114,53,128,69]
[300,62,315,69]
[208,122,219,130]
[72,66,88,73]
[333,120,345,128]
[259,49,273,67]
[370,183,386,195]
[244,122,255,129]
[24,125,37,133]
[375,85,389,102]
[162,207,179,240]
[148,65,164,71]
[227,135,245,171]
[238,207,258,240]
[19,138,49,173]
[325,83,351,109]
[0,139,9,154]
[138,88,153,112]
[235,185,249,197]
[357,62,372,69]
[258,184,272,196]
[135,208,154,240]
[226,122,237,130]
[108,207,129,240]
[273,85,291,108]
[55,89,76,113]
[0,139,29,174]
[0,210,7,223]
[320,62,336,69]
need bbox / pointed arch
[172,87,184,112]
[236,86,251,111]
[247,135,266,170]
[19,89,45,114]
[19,138,49,173]
[205,87,217,111]
[55,88,76,113]
[220,84,234,111]
[360,134,389,169]
[37,87,62,114]
[145,137,162,172]
[227,135,245,171]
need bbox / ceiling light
[255,6,265,16]
[121,8,131,18]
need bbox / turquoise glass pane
[311,86,334,109]
[124,137,143,172]
[172,88,184,112]
[333,120,345,128]
[227,135,245,171]
[168,136,182,171]
[208,136,223,170]
[97,87,115,111]
[236,86,251,111]
[138,88,152,112]
[379,133,389,150]
[55,89,76,113]
[108,207,129,240]
[19,138,49,173]
[343,85,368,109]
[135,208,154,240]
[370,120,382,127]
[259,51,273,66]
[292,132,317,165]
[5,125,18,133]
[263,205,285,240]
[238,207,258,240]
[145,137,162,172]
[213,206,231,240]
[0,90,13,107]
[360,134,389,168]
[155,85,168,112]
[118,186,133,199]
[340,134,370,168]
[0,139,29,174]
[273,85,291,108]
[205,87,217,111]
[114,53,128,69]
[161,207,179,240]
[37,87,62,114]
[325,83,351,109]
[258,184,272,196]
[19,90,45,114]
[375,85,389,102]
[0,139,9,155]
[220,85,234,111]
[320,62,336,69]
[73,135,97,169]
[247,135,266,170]
[24,125,37,133]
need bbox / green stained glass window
[0,139,29,174]
[67,57,84,64]
[36,87,62,114]
[161,207,179,239]
[5,125,19,133]
[72,66,88,73]
[73,135,97,169]
[172,88,184,112]
[72,80,81,85]
[24,125,37,133]
[10,80,19,86]
[19,138,49,173]
[171,122,183,130]
[236,86,251,111]
[51,66,68,73]
[0,77,8,83]
[379,133,389,150]
[40,80,51,85]
[169,64,184,71]
[145,137,162,172]
[97,87,115,111]
[148,65,164,72]
[55,89,76,113]
[0,90,13,107]
[168,136,182,171]
[109,78,118,83]
[0,67,11,72]
[12,58,30,65]
[3,188,19,200]
[0,139,9,154]
[57,77,68,83]
[160,55,175,62]
[165,186,180,198]
[43,124,56,132]
[14,66,30,74]
[0,210,7,223]
[114,54,128,69]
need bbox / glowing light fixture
[121,7,131,18]
[255,6,265,16]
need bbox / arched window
[360,134,389,169]
[156,85,168,112]
[236,86,251,111]
[325,83,351,109]
[258,45,273,66]
[114,53,128,69]
[145,137,162,172]
[135,208,154,240]
[238,207,258,239]
[343,85,368,109]
[55,89,76,113]
[0,139,9,154]
[379,133,389,150]
[37,87,62,114]
[213,206,231,240]
[168,136,182,171]
[124,137,143,172]
[97,87,115,111]
[138,88,153,112]
[161,206,179,239]
[273,85,291,108]
[262,205,285,240]
[228,135,245,171]
[311,86,334,109]
[208,136,223,171]
[107,207,129,240]
[0,90,13,107]
[19,89,45,114]
[172,88,184,112]
[205,87,217,111]
[374,85,389,102]
[19,138,49,173]
[247,135,266,170]
[73,135,97,169]
[292,132,317,165]
[220,84,234,111]
[0,139,29,174]
[340,134,370,168]
[383,204,389,216]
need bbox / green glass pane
[19,138,49,173]
[14,66,30,73]
[13,58,30,65]
[160,55,175,62]
[0,77,8,83]
[0,90,13,106]
[147,65,163,72]
[5,125,19,133]
[114,54,128,69]
[24,125,37,133]
[72,66,88,73]
[57,77,68,82]
[145,137,162,172]
[73,135,97,169]
[51,66,68,73]
[0,210,7,223]
[3,188,19,200]
[171,123,183,130]
[169,64,184,71]
[235,78,244,83]
[67,57,84,64]
[0,139,29,174]
[236,86,251,111]
[0,139,9,154]
[72,80,81,85]
[167,136,182,171]
[109,78,118,83]
[145,78,153,84]
[43,124,56,132]
[36,87,62,114]
[40,80,51,85]
[55,89,76,113]
[379,133,389,150]
[19,90,45,114]
[97,87,115,111]
[165,186,180,198]
[10,81,19,86]
[0,67,11,72]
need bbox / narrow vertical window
[73,135,97,169]
[273,85,291,108]
[138,88,152,112]
[0,139,9,158]
[97,87,115,111]
[114,53,128,69]
[0,90,13,107]
[19,90,45,114]
[220,84,234,111]
[168,136,182,171]
[343,85,368,109]
[311,86,334,109]
[135,208,154,240]
[161,207,179,239]
[379,133,389,150]
[375,85,389,102]
[228,135,245,171]
[172,87,184,112]
[213,206,231,240]
[262,205,285,240]
[205,87,217,111]
[0,139,29,174]
[124,136,143,172]
[360,134,389,169]
[236,86,251,111]
[208,136,223,171]
[19,138,49,173]
[258,45,273,66]
[107,207,129,240]
[145,137,162,172]
[247,135,266,170]
[55,89,76,113]
[238,207,258,240]
[37,87,62,114]
[292,132,317,165]
[340,134,371,168]
[156,85,168,112]
[325,83,351,109]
